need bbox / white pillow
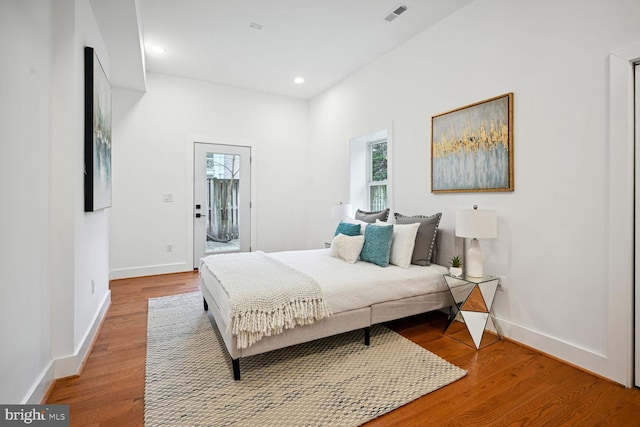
[330,233,365,264]
[376,220,420,268]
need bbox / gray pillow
[394,212,442,266]
[355,208,390,223]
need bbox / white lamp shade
[331,203,352,221]
[455,209,497,239]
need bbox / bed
[200,223,462,380]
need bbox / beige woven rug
[145,292,466,427]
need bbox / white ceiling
[94,0,475,99]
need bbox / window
[368,140,387,211]
[350,129,390,213]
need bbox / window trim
[349,124,393,216]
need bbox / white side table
[443,274,501,349]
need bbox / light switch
[163,193,174,202]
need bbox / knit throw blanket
[201,251,332,349]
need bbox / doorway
[193,143,251,268]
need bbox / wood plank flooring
[47,271,640,426]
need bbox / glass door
[194,143,251,267]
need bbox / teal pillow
[334,222,361,236]
[360,224,394,267]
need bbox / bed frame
[200,228,462,380]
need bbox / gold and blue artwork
[431,93,513,193]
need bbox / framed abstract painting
[431,93,514,193]
[84,46,112,211]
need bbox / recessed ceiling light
[151,46,166,54]
[294,77,305,84]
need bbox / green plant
[451,255,461,268]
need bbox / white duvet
[201,248,449,323]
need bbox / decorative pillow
[329,233,365,264]
[355,208,390,223]
[360,223,394,267]
[394,212,442,266]
[376,220,420,268]
[343,217,368,234]
[334,222,361,236]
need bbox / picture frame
[84,46,112,211]
[431,93,514,193]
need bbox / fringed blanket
[201,251,332,349]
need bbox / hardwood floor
[47,272,640,426]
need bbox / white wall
[110,73,310,278]
[0,0,111,403]
[0,0,53,404]
[71,0,112,373]
[51,0,111,380]
[309,0,640,384]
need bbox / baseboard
[22,361,55,404]
[54,290,111,379]
[23,291,111,403]
[110,262,191,280]
[494,316,619,385]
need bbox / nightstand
[443,274,501,349]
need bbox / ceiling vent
[384,5,407,22]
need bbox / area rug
[145,292,466,427]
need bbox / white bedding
[200,248,449,325]
[200,251,331,349]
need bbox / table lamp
[455,205,497,278]
[331,202,352,222]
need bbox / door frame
[186,135,257,269]
[635,62,640,388]
[609,43,640,387]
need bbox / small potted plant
[450,255,463,277]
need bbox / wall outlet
[167,243,173,252]
[91,279,96,295]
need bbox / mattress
[199,248,449,324]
